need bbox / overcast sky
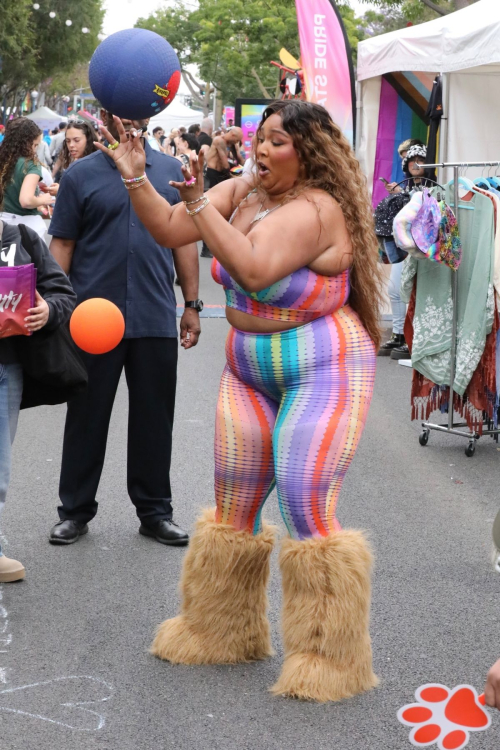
[103,0,377,36]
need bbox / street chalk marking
[0,675,114,731]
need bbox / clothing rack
[417,161,500,457]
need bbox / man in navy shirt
[48,111,201,546]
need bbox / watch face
[197,300,204,312]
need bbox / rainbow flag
[371,73,435,208]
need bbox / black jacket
[0,223,76,363]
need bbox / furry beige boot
[271,530,378,702]
[151,508,276,664]
[0,555,25,582]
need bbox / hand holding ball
[89,28,181,120]
[70,299,125,355]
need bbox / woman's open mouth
[257,161,270,177]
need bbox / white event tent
[26,106,65,131]
[356,0,500,188]
[149,98,203,133]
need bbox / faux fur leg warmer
[271,530,378,702]
[151,508,276,664]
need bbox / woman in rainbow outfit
[98,100,382,702]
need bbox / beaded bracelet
[122,175,147,185]
[123,175,148,191]
[185,196,210,216]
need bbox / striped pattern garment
[211,258,350,323]
[214,306,376,539]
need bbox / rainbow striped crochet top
[211,258,350,323]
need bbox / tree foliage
[354,0,477,21]
[0,0,103,104]
[136,0,366,113]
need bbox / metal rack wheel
[419,430,430,447]
[465,441,476,458]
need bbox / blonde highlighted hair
[255,100,383,348]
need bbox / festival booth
[356,0,500,207]
[25,106,65,131]
[149,98,202,132]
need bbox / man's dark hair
[152,126,163,135]
[59,122,67,130]
[181,132,200,154]
[188,123,200,134]
[179,126,186,134]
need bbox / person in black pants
[47,110,202,546]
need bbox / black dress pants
[58,337,178,525]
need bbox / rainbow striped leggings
[214,307,376,540]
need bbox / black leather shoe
[378,333,405,356]
[139,519,189,546]
[200,246,213,259]
[49,519,89,545]
[390,343,411,360]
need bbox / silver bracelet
[186,197,210,216]
[184,195,206,206]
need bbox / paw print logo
[397,684,491,749]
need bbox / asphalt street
[0,258,499,749]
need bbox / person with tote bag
[0,220,81,581]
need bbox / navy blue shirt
[49,141,183,338]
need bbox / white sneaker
[0,555,25,582]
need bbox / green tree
[354,0,478,20]
[1,0,103,116]
[137,0,365,118]
[0,0,36,100]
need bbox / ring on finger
[107,142,119,151]
[184,176,197,187]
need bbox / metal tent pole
[447,165,460,431]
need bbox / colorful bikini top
[211,191,350,323]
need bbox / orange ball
[70,298,125,355]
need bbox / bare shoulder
[206,174,254,220]
[232,175,257,204]
[303,188,343,215]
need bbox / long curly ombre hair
[0,117,42,210]
[254,100,383,348]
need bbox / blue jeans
[0,364,23,556]
[388,262,406,335]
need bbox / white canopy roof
[149,98,203,132]
[25,106,66,130]
[357,0,500,81]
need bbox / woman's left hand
[25,290,50,332]
[169,151,205,203]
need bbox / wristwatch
[184,299,204,312]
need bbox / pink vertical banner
[372,79,399,209]
[224,106,235,126]
[295,0,356,146]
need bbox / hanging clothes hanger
[474,164,491,190]
[447,166,475,209]
[392,176,445,192]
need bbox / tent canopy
[356,0,500,199]
[25,106,65,131]
[357,0,500,81]
[149,98,203,133]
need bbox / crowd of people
[0,98,499,713]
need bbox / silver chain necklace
[251,197,286,224]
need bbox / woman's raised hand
[169,150,205,203]
[95,116,146,179]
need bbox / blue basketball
[89,28,181,120]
